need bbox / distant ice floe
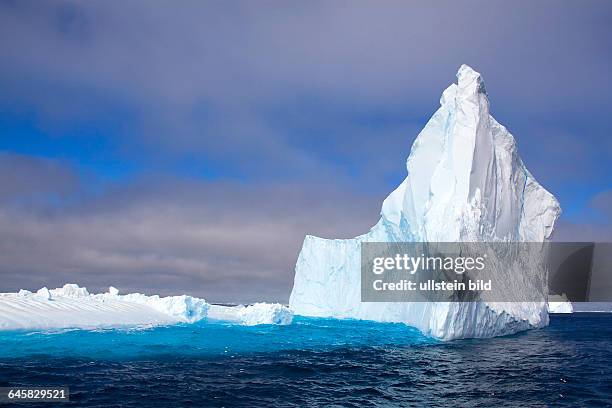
[548,294,574,314]
[0,284,292,331]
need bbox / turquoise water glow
[1,315,611,407]
[0,317,433,360]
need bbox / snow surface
[289,65,561,340]
[0,284,292,330]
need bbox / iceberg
[0,284,292,330]
[289,65,561,340]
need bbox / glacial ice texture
[289,65,561,340]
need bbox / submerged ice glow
[290,65,561,340]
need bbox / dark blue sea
[0,314,611,407]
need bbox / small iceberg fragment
[117,293,209,323]
[208,303,293,325]
[36,287,51,300]
[238,303,293,325]
[18,289,32,297]
[51,283,89,299]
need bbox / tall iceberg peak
[289,65,561,340]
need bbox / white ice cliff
[0,284,292,330]
[289,65,561,340]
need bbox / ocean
[0,314,610,407]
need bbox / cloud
[0,152,79,206]
[554,221,612,243]
[590,190,612,219]
[1,0,611,169]
[0,157,381,301]
[553,189,612,242]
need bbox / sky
[1,0,611,302]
